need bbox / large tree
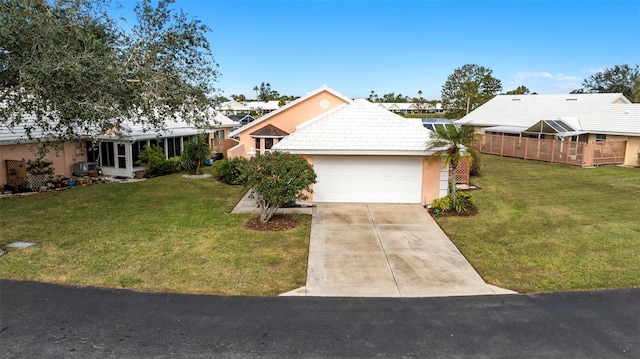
[441,64,502,119]
[505,85,531,95]
[0,0,219,143]
[571,64,639,102]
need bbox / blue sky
[114,0,640,100]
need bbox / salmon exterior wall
[235,91,349,157]
[422,158,444,205]
[0,141,87,184]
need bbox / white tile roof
[229,85,353,137]
[272,99,434,155]
[457,94,640,136]
[219,100,250,112]
[213,113,239,128]
[1,106,225,144]
[244,100,281,111]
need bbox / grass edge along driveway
[436,155,640,293]
[0,170,310,296]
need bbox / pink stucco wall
[233,90,349,158]
[0,141,87,184]
[421,158,442,205]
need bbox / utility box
[72,162,98,177]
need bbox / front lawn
[436,155,640,293]
[0,169,310,295]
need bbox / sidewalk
[231,190,314,215]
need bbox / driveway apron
[306,203,497,297]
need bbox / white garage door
[313,156,423,203]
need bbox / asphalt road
[1,280,638,358]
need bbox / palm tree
[182,133,210,175]
[426,125,481,209]
[252,86,259,100]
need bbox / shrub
[214,157,248,185]
[453,191,475,213]
[244,152,316,223]
[168,156,185,172]
[431,197,451,212]
[136,145,167,176]
[431,191,476,214]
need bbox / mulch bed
[244,214,299,231]
[427,206,479,218]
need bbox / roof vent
[566,98,578,101]
[512,98,521,101]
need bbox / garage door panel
[313,156,422,203]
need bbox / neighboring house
[244,100,282,115]
[226,114,256,128]
[0,117,89,185]
[457,93,640,167]
[378,102,444,114]
[94,119,215,178]
[271,99,449,205]
[210,113,240,157]
[1,111,222,183]
[219,100,251,116]
[210,113,239,140]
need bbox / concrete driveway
[305,203,512,297]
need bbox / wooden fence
[4,159,27,185]
[478,134,626,167]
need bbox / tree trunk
[449,161,458,211]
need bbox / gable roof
[457,93,640,136]
[229,85,353,137]
[272,99,434,155]
[249,124,288,138]
[219,100,250,112]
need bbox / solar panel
[546,120,575,133]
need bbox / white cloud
[508,71,584,94]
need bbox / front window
[595,134,606,142]
[214,130,225,139]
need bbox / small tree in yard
[182,133,210,175]
[426,125,481,212]
[244,152,317,223]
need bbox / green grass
[0,169,310,295]
[436,155,640,293]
